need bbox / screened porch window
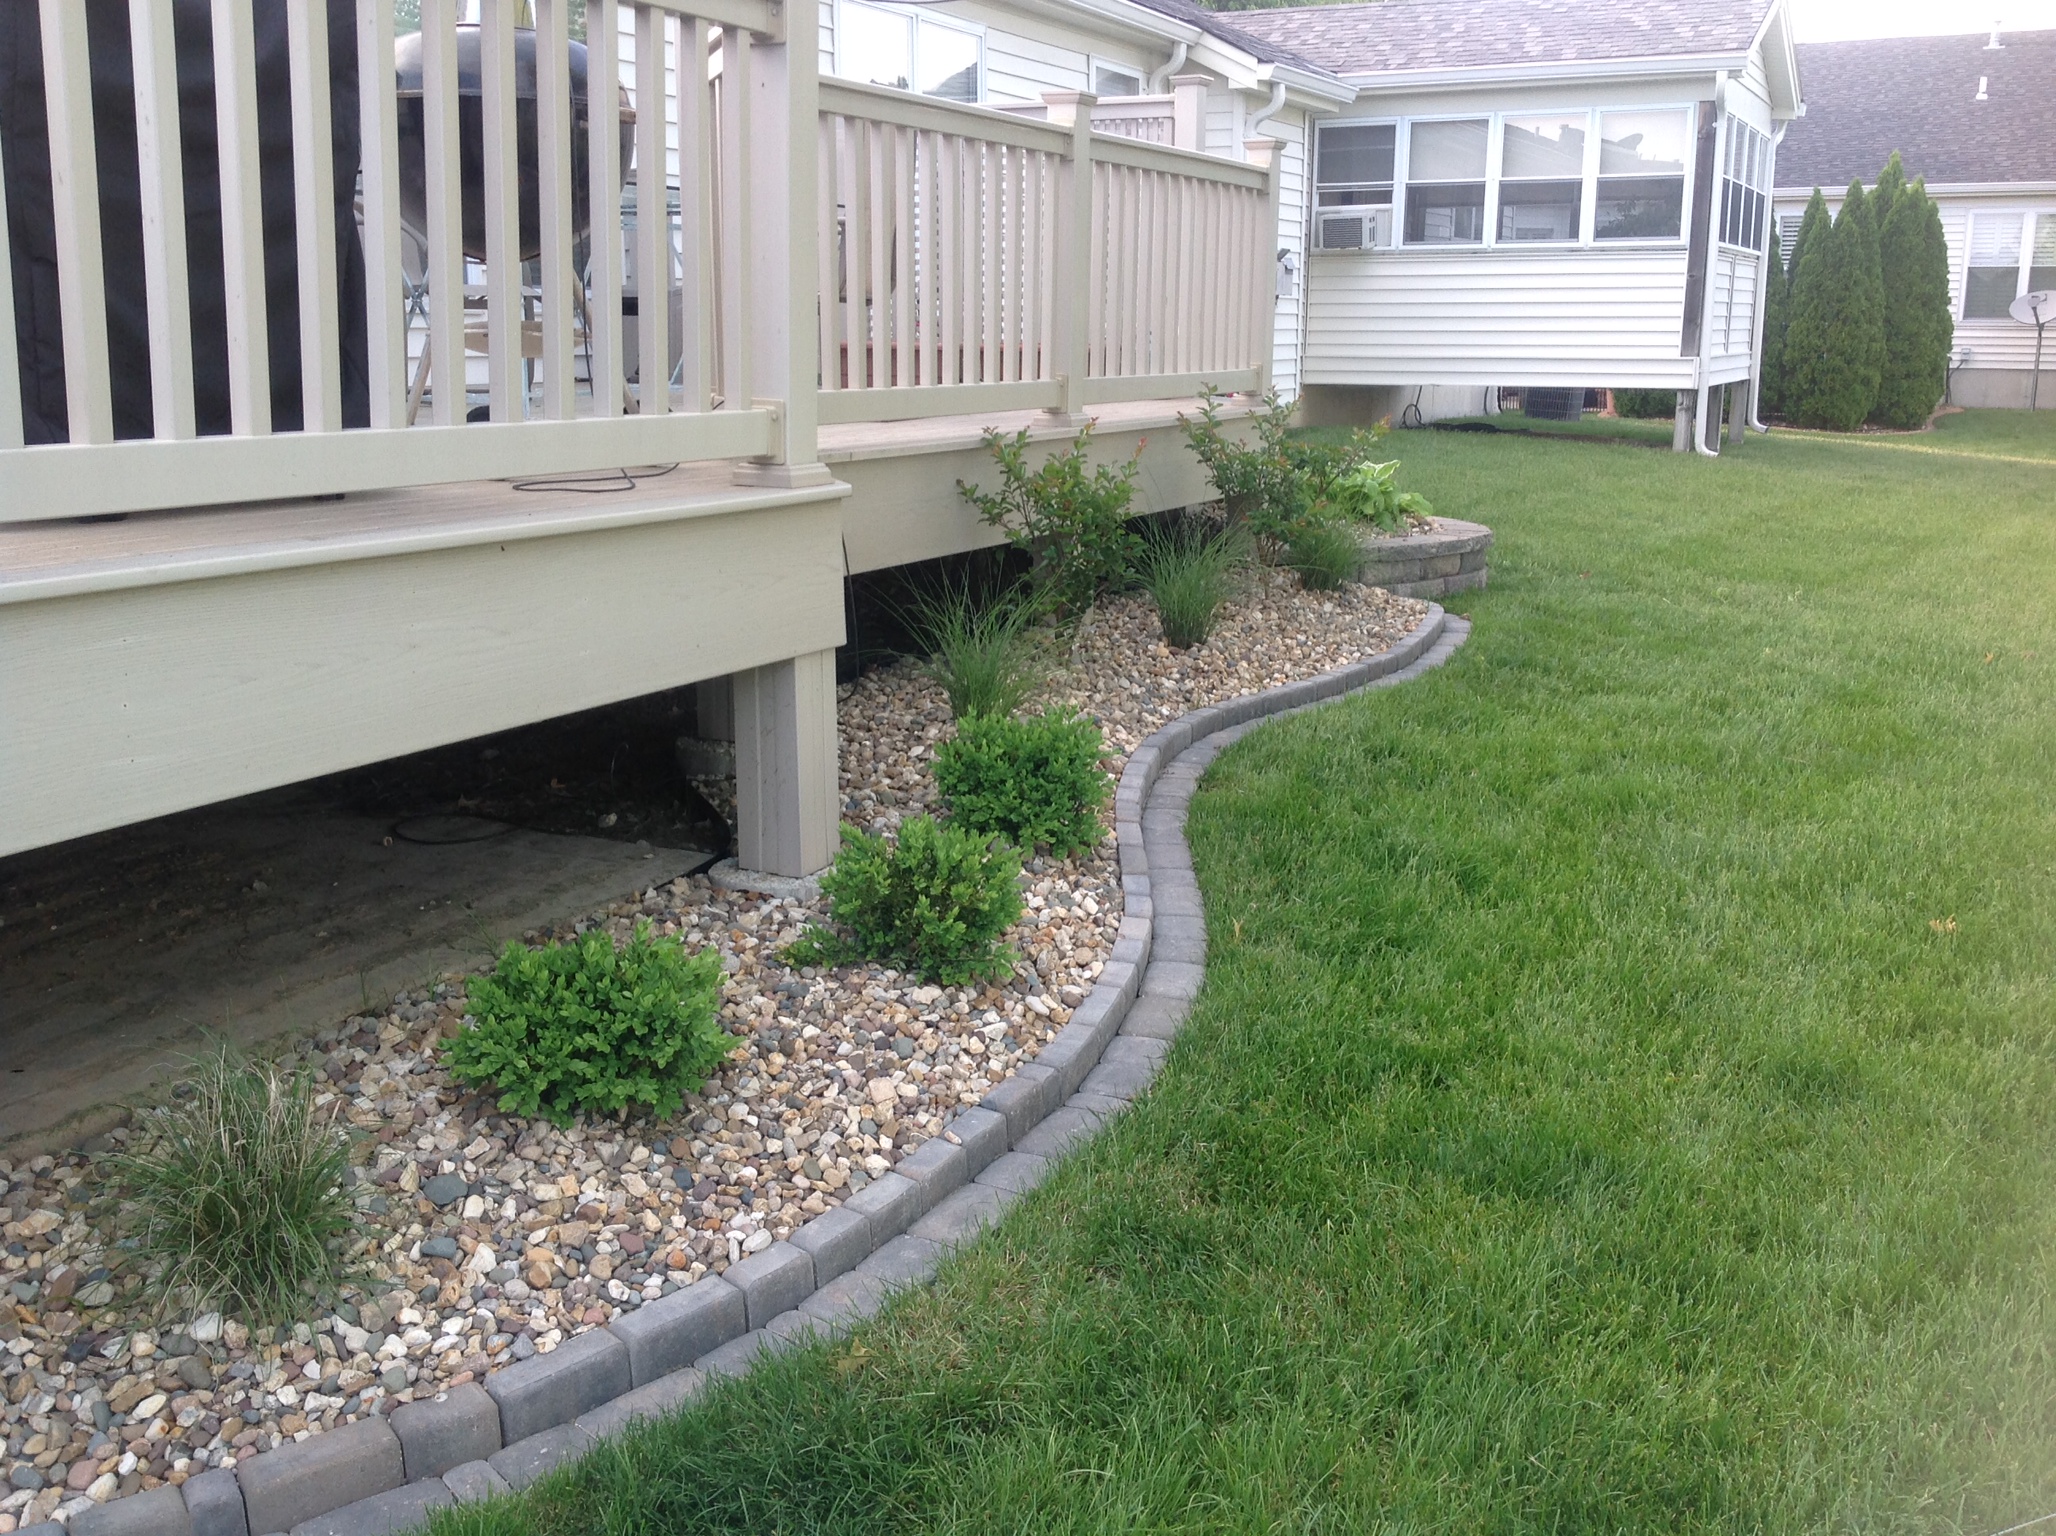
[1092,62,1144,97]
[1595,109,1687,240]
[1719,119,1770,249]
[1315,123,1395,208]
[1498,114,1586,241]
[1965,213,2023,318]
[838,0,982,102]
[1404,119,1488,244]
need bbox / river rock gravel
[0,571,1424,1529]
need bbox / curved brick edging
[1358,518,1492,600]
[50,605,1469,1536]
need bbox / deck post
[1672,391,1692,453]
[1042,91,1097,424]
[1170,74,1208,152]
[733,10,832,489]
[1727,379,1748,447]
[1245,137,1282,398]
[733,650,840,877]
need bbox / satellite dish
[2010,290,2053,410]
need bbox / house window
[1092,62,1144,98]
[1404,119,1488,244]
[1595,109,1687,240]
[837,0,982,102]
[1315,123,1395,208]
[1498,114,1586,242]
[1719,119,1770,249]
[1965,212,2023,317]
[2031,214,2056,295]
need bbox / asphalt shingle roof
[1122,0,1333,74]
[1223,0,1775,76]
[1775,31,2056,190]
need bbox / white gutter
[1342,50,1751,92]
[1147,41,1188,93]
[1774,180,2056,199]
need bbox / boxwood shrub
[933,708,1109,857]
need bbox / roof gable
[1776,31,2056,190]
[1224,0,1776,77]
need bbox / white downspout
[1147,42,1188,93]
[1246,79,1287,132]
[1692,82,1729,456]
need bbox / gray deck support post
[1727,378,1748,446]
[1672,391,1693,452]
[1041,90,1098,426]
[734,650,839,877]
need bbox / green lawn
[435,409,2056,1536]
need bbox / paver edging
[68,603,1465,1536]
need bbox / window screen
[1316,123,1395,208]
[1093,63,1143,97]
[1718,119,1770,249]
[1499,115,1586,241]
[1404,119,1488,244]
[1595,109,1686,239]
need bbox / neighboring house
[1233,0,1803,449]
[1772,29,2056,410]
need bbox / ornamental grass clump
[788,816,1022,985]
[1134,522,1244,649]
[113,1044,356,1326]
[916,585,1044,721]
[1283,520,1364,592]
[934,708,1110,857]
[445,924,729,1126]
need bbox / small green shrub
[1319,459,1435,532]
[915,585,1044,720]
[1613,388,1678,420]
[113,1044,356,1325]
[446,924,729,1126]
[1134,523,1244,648]
[958,425,1140,619]
[1283,521,1363,591]
[934,709,1110,857]
[1183,389,1390,544]
[789,816,1022,985]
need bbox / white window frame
[1961,208,2056,321]
[1089,58,1146,99]
[833,0,985,103]
[1315,106,1696,254]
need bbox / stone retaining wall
[1357,518,1492,600]
[42,606,1472,1536]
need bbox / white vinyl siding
[1267,114,1309,401]
[1706,247,1760,371]
[982,30,1090,104]
[1304,248,1696,388]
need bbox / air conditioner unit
[1315,207,1390,251]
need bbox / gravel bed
[0,572,1423,1530]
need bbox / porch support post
[1043,92,1097,424]
[1672,391,1692,453]
[733,10,831,489]
[733,650,840,877]
[1727,379,1748,446]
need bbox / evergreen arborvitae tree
[1873,149,1907,224]
[1759,239,1790,418]
[1785,183,1885,430]
[1842,180,1887,420]
[1782,190,1841,427]
[1872,170,1954,427]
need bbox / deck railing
[0,6,1272,522]
[0,0,805,524]
[816,81,1275,425]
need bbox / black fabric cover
[0,0,369,445]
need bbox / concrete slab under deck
[0,785,709,1156]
